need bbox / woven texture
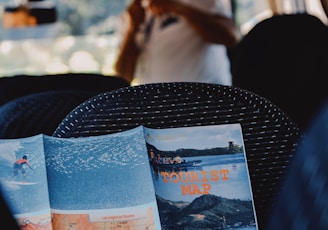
[0,90,95,138]
[53,82,301,229]
[267,101,328,230]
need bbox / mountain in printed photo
[157,194,256,230]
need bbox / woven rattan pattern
[53,82,301,229]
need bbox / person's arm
[268,0,280,15]
[114,0,146,83]
[321,0,328,18]
[26,161,33,170]
[148,0,240,47]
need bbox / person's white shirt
[132,0,233,86]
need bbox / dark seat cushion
[0,90,95,138]
[266,100,328,230]
[0,73,129,106]
[230,13,328,131]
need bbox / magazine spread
[0,123,258,230]
[144,124,258,230]
[0,126,160,229]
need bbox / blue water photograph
[44,126,156,211]
[0,134,50,215]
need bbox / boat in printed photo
[151,159,202,170]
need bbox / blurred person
[266,100,328,230]
[320,0,328,18]
[268,0,306,14]
[2,5,37,28]
[173,155,182,163]
[269,0,328,17]
[114,0,239,85]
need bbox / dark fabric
[0,90,95,138]
[230,13,328,131]
[266,100,328,230]
[53,82,301,229]
[0,73,129,106]
[0,189,19,230]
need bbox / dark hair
[22,155,27,160]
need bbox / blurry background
[0,0,326,78]
[0,0,130,77]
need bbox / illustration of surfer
[11,155,33,182]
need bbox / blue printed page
[144,124,258,230]
[0,134,52,229]
[44,126,161,229]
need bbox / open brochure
[0,124,258,230]
[0,127,160,229]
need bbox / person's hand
[127,0,146,30]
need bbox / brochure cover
[144,124,258,230]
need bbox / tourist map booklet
[0,124,258,230]
[144,124,258,230]
[0,127,160,229]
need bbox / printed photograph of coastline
[144,124,258,230]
